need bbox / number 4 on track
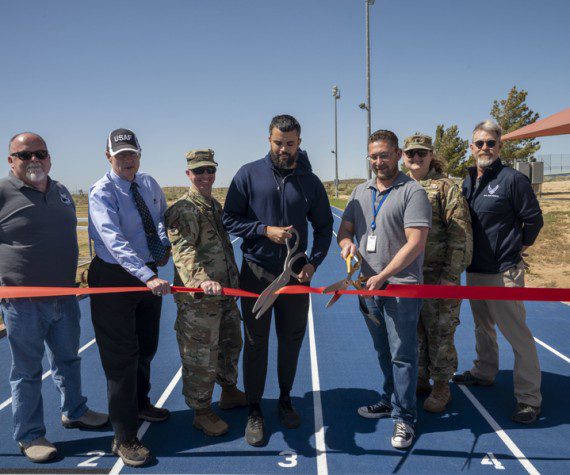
[481,452,505,470]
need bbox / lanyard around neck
[371,188,391,232]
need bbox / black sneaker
[391,422,415,450]
[452,371,493,386]
[138,402,170,422]
[357,401,392,419]
[111,438,150,467]
[245,412,265,447]
[512,403,541,425]
[278,397,301,429]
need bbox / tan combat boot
[423,380,451,413]
[193,408,229,436]
[416,377,432,397]
[218,385,247,410]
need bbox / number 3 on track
[278,450,298,468]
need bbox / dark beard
[270,151,297,169]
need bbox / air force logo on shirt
[484,184,500,198]
[60,192,72,205]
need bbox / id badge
[366,235,377,253]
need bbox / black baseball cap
[107,128,141,156]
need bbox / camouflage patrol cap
[403,133,433,152]
[185,149,218,170]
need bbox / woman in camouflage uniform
[165,150,247,436]
[403,133,473,412]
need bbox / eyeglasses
[474,140,497,149]
[367,153,393,162]
[10,150,49,161]
[405,149,429,158]
[192,166,216,175]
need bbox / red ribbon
[0,283,569,302]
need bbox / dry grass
[72,177,570,289]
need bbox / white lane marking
[332,212,342,220]
[109,367,182,475]
[458,385,539,475]
[307,296,328,475]
[330,205,344,214]
[0,338,96,412]
[534,337,570,364]
[231,236,240,244]
[332,230,338,238]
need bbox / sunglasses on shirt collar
[10,150,50,161]
[191,166,216,175]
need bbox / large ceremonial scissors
[322,250,367,308]
[252,228,306,320]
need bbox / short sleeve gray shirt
[342,172,431,284]
[0,173,78,287]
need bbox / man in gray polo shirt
[337,129,431,449]
[0,132,107,463]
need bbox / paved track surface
[0,207,568,474]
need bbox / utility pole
[365,0,375,178]
[332,85,340,198]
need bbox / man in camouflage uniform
[403,133,473,412]
[165,149,247,436]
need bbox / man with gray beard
[0,133,108,463]
[454,120,544,424]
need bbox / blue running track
[0,205,568,473]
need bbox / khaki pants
[466,261,542,407]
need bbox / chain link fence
[536,154,570,175]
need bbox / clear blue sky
[1,0,569,191]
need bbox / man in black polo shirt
[454,120,544,424]
[0,133,108,463]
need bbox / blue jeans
[2,296,88,443]
[359,295,422,424]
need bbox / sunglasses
[405,149,429,158]
[10,150,50,161]
[192,166,216,175]
[474,140,497,149]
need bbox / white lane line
[231,236,240,244]
[458,385,539,475]
[332,230,338,238]
[534,337,570,364]
[109,367,182,475]
[332,212,342,220]
[0,338,96,412]
[307,296,328,475]
[330,205,344,214]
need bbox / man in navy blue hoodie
[223,115,333,446]
[454,120,543,424]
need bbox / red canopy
[502,107,570,141]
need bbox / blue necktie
[130,182,168,263]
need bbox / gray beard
[26,166,46,183]
[477,156,496,169]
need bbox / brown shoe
[416,377,432,397]
[138,402,170,422]
[111,438,150,467]
[19,437,58,463]
[193,407,229,436]
[218,385,247,410]
[423,380,451,413]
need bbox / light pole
[332,85,340,198]
[365,0,375,178]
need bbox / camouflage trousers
[174,297,243,410]
[418,297,461,381]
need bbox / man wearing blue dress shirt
[88,128,171,467]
